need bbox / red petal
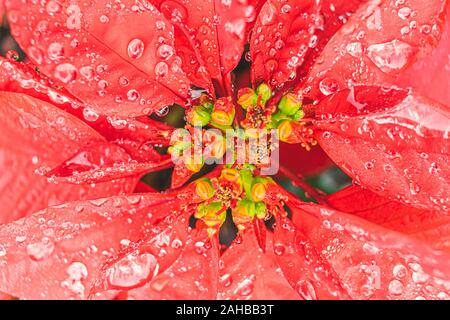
[6,0,192,118]
[314,86,449,211]
[90,214,190,295]
[133,182,158,193]
[250,0,320,88]
[398,8,450,107]
[0,91,137,224]
[279,142,333,177]
[328,186,450,251]
[218,227,299,299]
[0,192,191,299]
[274,218,350,299]
[291,202,450,299]
[46,142,173,184]
[0,56,176,146]
[300,0,448,102]
[171,164,194,189]
[288,0,367,90]
[153,0,252,95]
[123,229,220,299]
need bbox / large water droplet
[54,63,77,83]
[319,78,339,96]
[367,40,413,73]
[107,251,159,289]
[260,2,276,26]
[26,239,55,261]
[388,279,404,295]
[127,39,145,59]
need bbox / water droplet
[273,243,285,256]
[48,42,64,60]
[236,278,254,296]
[319,78,339,96]
[219,274,233,287]
[119,76,130,86]
[61,262,88,297]
[0,245,6,257]
[99,15,109,24]
[46,0,61,14]
[367,40,413,73]
[412,270,429,284]
[107,251,158,289]
[26,239,55,261]
[155,61,169,77]
[54,63,77,83]
[388,279,404,295]
[281,4,291,14]
[171,239,183,249]
[126,89,140,102]
[296,280,317,300]
[393,264,408,279]
[260,2,276,26]
[83,107,100,122]
[127,39,145,59]
[398,7,411,20]
[157,44,174,60]
[156,106,170,117]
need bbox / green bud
[278,93,302,116]
[291,109,305,121]
[256,83,272,104]
[255,202,268,220]
[187,105,211,127]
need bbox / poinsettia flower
[0,0,449,300]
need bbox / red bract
[0,0,449,300]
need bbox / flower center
[168,83,317,235]
[169,83,317,176]
[194,167,276,235]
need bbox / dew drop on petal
[61,262,88,297]
[82,107,100,122]
[319,78,339,96]
[127,39,145,59]
[219,274,233,287]
[26,239,55,261]
[0,245,6,257]
[126,89,140,102]
[393,264,408,279]
[106,251,159,289]
[273,243,285,256]
[367,40,413,73]
[156,105,170,117]
[155,61,169,78]
[260,2,276,26]
[236,277,254,296]
[296,280,317,300]
[388,279,404,295]
[54,63,77,83]
[157,44,174,60]
[48,42,65,60]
